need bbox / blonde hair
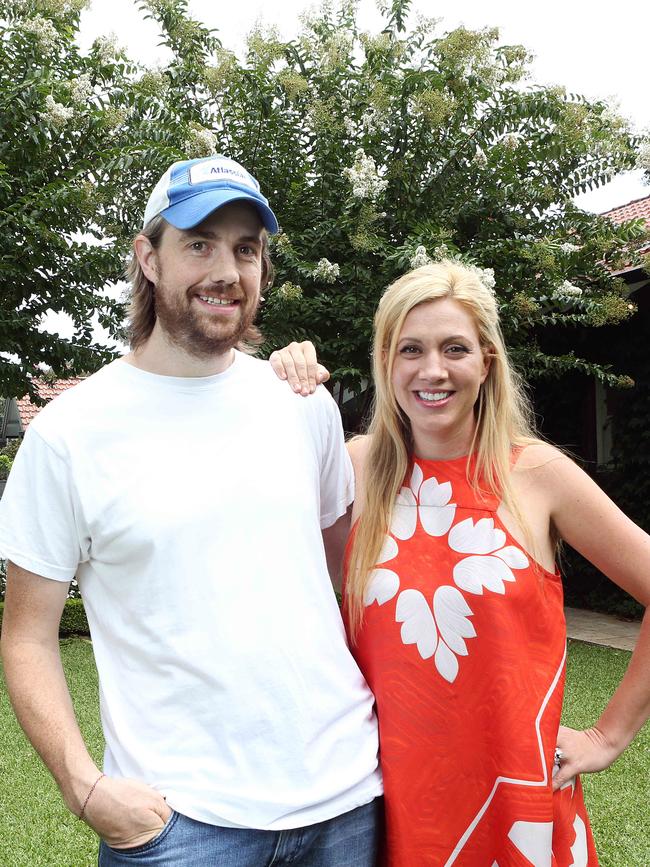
[347,260,540,637]
[125,214,274,351]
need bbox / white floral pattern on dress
[507,821,554,866]
[390,463,457,540]
[395,589,438,659]
[569,815,588,867]
[449,516,505,554]
[364,534,400,606]
[450,517,529,596]
[395,585,476,682]
[364,464,532,683]
[365,568,400,606]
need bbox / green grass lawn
[0,639,648,866]
[563,640,650,867]
[0,640,102,867]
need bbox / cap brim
[161,190,279,234]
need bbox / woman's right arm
[347,435,371,525]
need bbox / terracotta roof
[16,377,86,431]
[602,194,650,226]
[602,194,650,271]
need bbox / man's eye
[190,241,206,251]
[239,245,255,255]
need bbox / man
[0,156,381,865]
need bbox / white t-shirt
[0,352,381,830]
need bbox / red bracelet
[78,772,105,821]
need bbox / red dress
[346,455,598,866]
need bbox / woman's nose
[419,352,447,381]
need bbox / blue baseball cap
[143,155,279,234]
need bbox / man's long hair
[125,214,274,351]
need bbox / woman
[272,261,650,866]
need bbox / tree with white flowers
[1,0,647,410]
[0,0,222,400]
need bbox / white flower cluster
[101,106,129,130]
[559,242,581,253]
[138,68,170,96]
[23,15,58,50]
[410,245,432,269]
[501,132,521,150]
[361,109,380,135]
[40,94,74,129]
[601,97,627,128]
[27,0,88,14]
[183,127,217,158]
[273,232,291,253]
[473,147,487,166]
[94,33,118,64]
[312,258,340,283]
[328,31,353,55]
[70,73,93,105]
[344,117,356,136]
[637,139,650,172]
[469,265,496,293]
[431,244,449,261]
[277,281,303,302]
[147,0,176,14]
[553,280,582,299]
[343,149,388,200]
[319,30,353,69]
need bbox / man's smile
[196,295,241,307]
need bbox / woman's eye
[399,345,420,355]
[447,345,469,354]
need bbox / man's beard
[153,281,259,360]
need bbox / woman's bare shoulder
[513,441,571,474]
[511,442,587,510]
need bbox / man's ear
[133,235,159,284]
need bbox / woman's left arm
[543,452,650,789]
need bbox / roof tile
[603,194,650,265]
[602,194,650,226]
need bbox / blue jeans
[98,798,381,866]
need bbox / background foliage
[0,0,648,406]
[533,290,650,618]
